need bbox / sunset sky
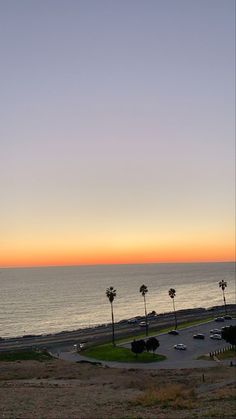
[1,0,235,268]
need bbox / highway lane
[0,307,235,353]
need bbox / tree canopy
[106,286,116,303]
[131,339,146,356]
[146,337,160,355]
[139,284,148,296]
[221,326,236,346]
[168,288,176,299]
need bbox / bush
[131,339,146,357]
[146,337,160,356]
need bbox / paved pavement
[55,318,236,369]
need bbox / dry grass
[132,383,196,409]
[210,385,236,401]
[0,359,235,418]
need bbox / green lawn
[83,343,166,363]
[0,350,53,362]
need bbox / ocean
[0,262,235,338]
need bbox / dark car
[168,330,179,335]
[193,334,205,340]
[224,315,232,320]
[127,318,138,324]
[215,317,225,322]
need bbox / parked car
[127,318,138,324]
[210,329,222,334]
[224,315,232,320]
[174,343,186,350]
[139,321,149,328]
[168,330,179,335]
[210,334,222,340]
[215,317,225,322]
[193,334,205,340]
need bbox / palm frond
[168,288,176,298]
[139,284,148,296]
[106,286,117,303]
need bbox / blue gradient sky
[0,0,235,267]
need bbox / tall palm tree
[168,288,177,330]
[106,286,117,346]
[219,280,227,315]
[139,284,148,336]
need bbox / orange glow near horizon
[1,241,234,268]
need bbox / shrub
[131,339,146,357]
[146,337,160,356]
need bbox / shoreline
[1,303,234,340]
[0,304,235,353]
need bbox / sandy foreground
[0,358,235,418]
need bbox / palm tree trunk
[111,302,115,346]
[223,290,227,315]
[173,298,177,330]
[144,295,148,337]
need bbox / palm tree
[139,284,148,336]
[106,286,117,346]
[219,280,227,315]
[169,288,177,330]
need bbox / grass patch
[82,343,166,363]
[132,384,196,409]
[216,349,236,360]
[178,317,213,329]
[197,354,214,361]
[0,350,53,362]
[197,349,236,361]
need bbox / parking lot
[120,317,236,369]
[58,317,235,369]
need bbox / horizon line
[1,259,235,270]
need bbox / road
[57,318,236,369]
[0,306,235,354]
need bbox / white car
[174,343,187,350]
[210,334,222,340]
[210,329,222,334]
